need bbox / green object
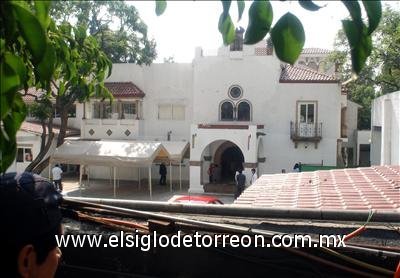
[244,0,273,45]
[301,165,339,172]
[271,12,305,65]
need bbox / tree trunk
[25,117,54,172]
[57,104,70,147]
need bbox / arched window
[220,101,234,121]
[237,101,251,121]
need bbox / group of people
[234,168,257,199]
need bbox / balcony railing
[290,121,322,147]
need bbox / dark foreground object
[56,215,399,278]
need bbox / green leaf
[155,0,167,16]
[244,0,273,44]
[342,19,372,74]
[271,12,305,64]
[12,3,47,64]
[35,0,52,28]
[4,52,27,85]
[341,0,362,27]
[0,61,20,97]
[237,1,245,21]
[362,0,382,34]
[0,93,26,173]
[36,42,56,82]
[218,13,236,45]
[221,1,232,16]
[298,0,324,11]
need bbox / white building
[371,91,400,165]
[15,37,356,194]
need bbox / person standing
[234,169,246,199]
[250,168,258,185]
[52,164,63,192]
[207,163,216,184]
[159,162,167,185]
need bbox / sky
[131,1,399,63]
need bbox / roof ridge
[289,64,336,79]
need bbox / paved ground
[62,177,235,204]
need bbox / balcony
[82,118,142,140]
[290,121,322,148]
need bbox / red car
[168,195,223,204]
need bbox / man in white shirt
[250,168,258,185]
[52,164,63,192]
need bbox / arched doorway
[214,142,244,183]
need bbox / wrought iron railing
[290,121,322,141]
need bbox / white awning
[154,141,189,163]
[51,140,169,167]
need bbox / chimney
[230,27,245,51]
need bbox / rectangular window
[298,102,316,124]
[172,105,185,120]
[17,148,24,162]
[17,148,33,162]
[122,102,136,119]
[158,104,185,120]
[158,104,172,120]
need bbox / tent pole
[179,162,182,191]
[109,167,112,186]
[169,161,172,192]
[79,165,83,187]
[113,167,116,198]
[148,167,152,200]
[138,167,141,190]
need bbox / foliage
[50,1,157,64]
[156,0,382,74]
[0,1,112,173]
[328,6,400,129]
[1,1,53,173]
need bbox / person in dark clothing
[0,172,63,277]
[159,163,167,185]
[234,169,246,199]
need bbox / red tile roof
[280,64,338,83]
[301,48,331,55]
[104,82,145,98]
[20,121,80,136]
[235,166,400,212]
[21,82,145,102]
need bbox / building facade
[371,91,400,165]
[15,39,354,193]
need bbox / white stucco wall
[371,91,400,165]
[40,44,344,188]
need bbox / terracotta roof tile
[104,82,145,98]
[280,64,338,83]
[301,48,331,55]
[235,166,400,212]
[21,82,145,102]
[20,121,80,136]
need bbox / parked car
[168,195,223,204]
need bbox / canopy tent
[152,140,190,191]
[50,140,189,198]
